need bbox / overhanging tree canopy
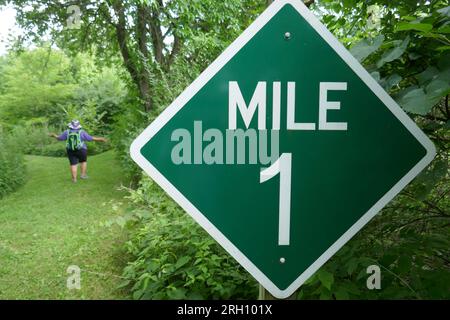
[0,0,264,111]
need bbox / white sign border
[130,0,436,299]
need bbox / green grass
[0,151,131,299]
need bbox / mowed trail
[0,151,130,299]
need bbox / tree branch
[395,215,450,231]
[111,0,140,98]
[80,5,103,51]
[137,4,149,60]
[148,0,164,65]
[420,113,447,122]
[166,33,182,70]
[136,2,152,111]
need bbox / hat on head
[68,120,82,130]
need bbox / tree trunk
[112,0,153,112]
[138,79,152,112]
[149,21,164,65]
[149,0,164,65]
[165,34,182,71]
[113,1,138,86]
[137,4,153,112]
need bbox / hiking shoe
[80,175,89,180]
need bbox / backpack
[66,130,83,151]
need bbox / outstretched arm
[80,131,107,143]
[92,136,108,143]
[49,132,66,140]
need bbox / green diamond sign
[130,0,435,298]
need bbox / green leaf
[395,22,433,33]
[146,260,159,272]
[438,52,450,70]
[334,287,350,300]
[175,255,191,269]
[187,291,205,300]
[377,36,410,68]
[380,254,397,267]
[167,287,187,299]
[397,87,434,115]
[117,280,131,289]
[403,16,417,21]
[437,6,450,17]
[436,45,450,52]
[356,268,367,281]
[437,25,450,34]
[397,255,411,274]
[346,258,359,276]
[417,66,439,85]
[426,79,450,100]
[317,270,334,291]
[115,216,126,228]
[349,35,384,62]
[419,32,450,43]
[319,287,333,300]
[371,71,381,82]
[303,274,319,286]
[339,281,361,296]
[408,52,421,60]
[416,159,448,192]
[132,289,144,300]
[381,74,402,91]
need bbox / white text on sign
[229,81,348,131]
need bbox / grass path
[0,151,130,299]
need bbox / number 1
[260,153,292,246]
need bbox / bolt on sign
[131,0,435,298]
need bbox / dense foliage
[7,125,110,157]
[0,48,126,157]
[296,165,449,299]
[0,0,265,112]
[0,48,76,126]
[112,176,257,299]
[0,48,126,131]
[0,127,26,199]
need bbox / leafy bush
[8,125,111,157]
[0,48,127,131]
[0,48,76,126]
[0,129,26,199]
[109,102,145,183]
[9,125,55,155]
[72,60,127,132]
[37,143,68,157]
[296,156,449,300]
[114,176,258,300]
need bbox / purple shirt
[57,129,94,150]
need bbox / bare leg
[80,162,88,178]
[70,165,78,182]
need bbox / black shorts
[67,148,88,166]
